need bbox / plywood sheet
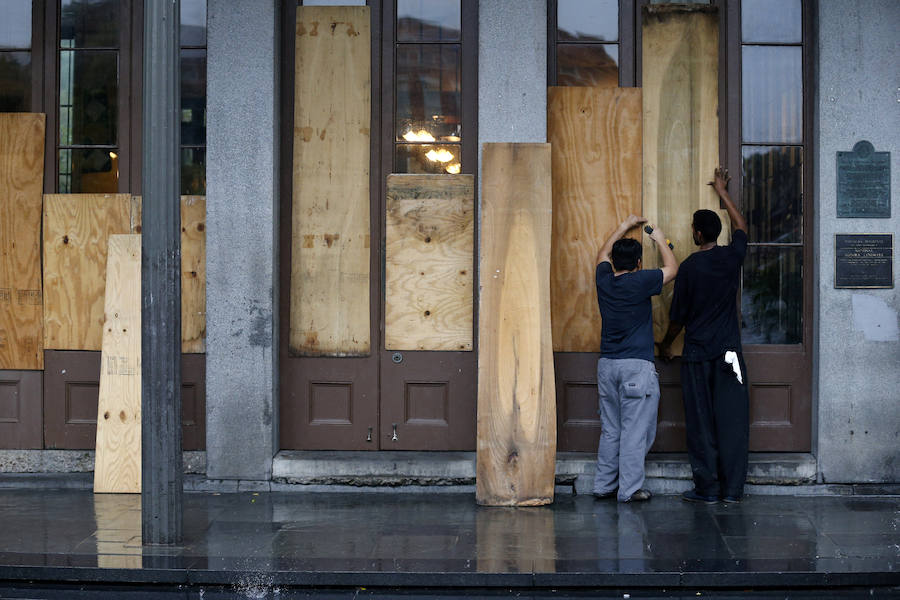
[0,113,45,370]
[130,196,207,353]
[385,175,474,351]
[477,143,556,507]
[642,5,726,356]
[43,194,133,351]
[94,234,142,494]
[548,87,642,353]
[290,6,371,356]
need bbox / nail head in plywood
[130,196,206,353]
[0,113,45,370]
[42,194,133,351]
[94,234,142,494]
[385,174,474,351]
[290,6,371,357]
[642,5,726,356]
[477,143,556,507]
[548,86,643,353]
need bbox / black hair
[611,238,643,271]
[692,209,722,244]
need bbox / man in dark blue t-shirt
[658,167,750,505]
[592,215,677,502]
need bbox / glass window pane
[742,246,802,344]
[742,45,802,144]
[558,0,617,42]
[60,0,120,48]
[742,146,802,243]
[181,49,206,145]
[394,143,460,174]
[397,0,460,42]
[396,45,460,142]
[742,0,801,43]
[59,50,118,146]
[59,148,119,193]
[557,44,618,87]
[0,51,31,111]
[181,147,206,195]
[180,0,207,46]
[0,0,31,49]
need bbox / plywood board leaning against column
[291,6,371,356]
[385,174,474,351]
[94,234,142,494]
[477,143,556,507]
[130,195,207,353]
[43,194,133,351]
[642,4,727,356]
[548,86,643,352]
[0,113,45,370]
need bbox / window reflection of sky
[0,0,31,48]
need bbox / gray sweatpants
[593,358,660,501]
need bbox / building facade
[1,0,897,485]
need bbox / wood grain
[94,234,142,494]
[642,5,726,356]
[130,196,207,353]
[548,87,643,353]
[42,194,132,351]
[385,174,474,351]
[477,143,556,507]
[290,6,371,356]
[0,113,45,370]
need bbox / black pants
[681,354,749,498]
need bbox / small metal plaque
[836,141,891,218]
[834,234,893,289]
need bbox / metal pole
[142,0,182,545]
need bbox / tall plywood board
[548,87,643,352]
[94,234,141,494]
[291,6,371,356]
[477,143,556,507]
[0,113,45,370]
[385,175,474,351]
[642,5,727,355]
[130,196,207,353]
[43,194,133,351]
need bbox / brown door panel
[279,356,379,451]
[42,350,206,450]
[0,370,42,449]
[379,350,475,450]
[744,348,812,451]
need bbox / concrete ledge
[0,450,206,474]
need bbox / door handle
[391,423,398,442]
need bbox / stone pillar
[817,0,900,483]
[206,0,280,480]
[478,0,548,153]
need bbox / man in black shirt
[658,167,749,504]
[593,214,678,502]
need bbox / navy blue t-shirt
[595,262,663,362]
[669,229,748,361]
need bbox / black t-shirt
[669,229,748,361]
[595,262,663,362]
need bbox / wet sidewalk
[0,489,898,598]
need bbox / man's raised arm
[709,166,747,233]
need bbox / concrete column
[477,0,548,153]
[817,0,900,483]
[206,0,280,480]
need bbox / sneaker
[721,495,742,504]
[623,489,652,502]
[592,490,616,500]
[681,489,718,504]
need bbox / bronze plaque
[834,234,893,289]
[836,141,891,218]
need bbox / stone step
[272,450,819,494]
